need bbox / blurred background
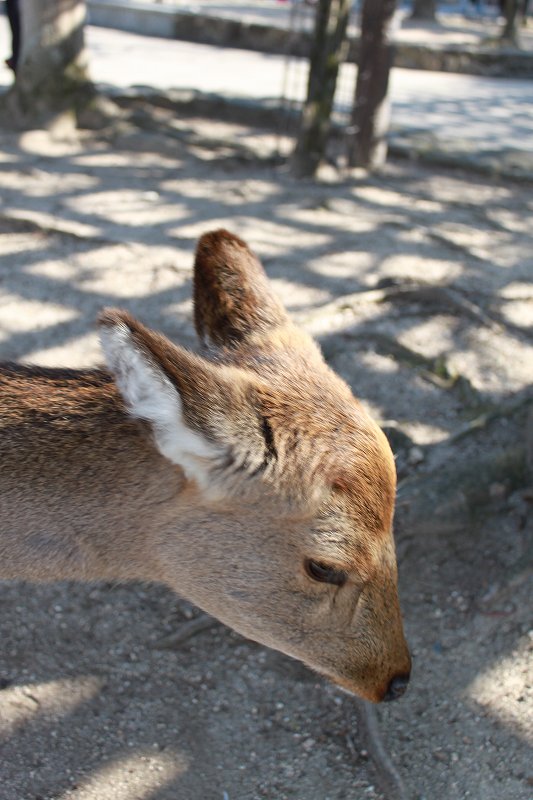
[0,2,532,800]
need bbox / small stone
[408,446,424,466]
[489,482,507,500]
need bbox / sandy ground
[0,109,532,800]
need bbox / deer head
[99,230,411,703]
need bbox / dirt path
[0,112,531,800]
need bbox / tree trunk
[0,0,96,129]
[409,0,437,21]
[347,0,396,171]
[292,0,350,178]
[501,0,520,45]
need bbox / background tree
[292,0,350,177]
[0,0,97,129]
[409,0,437,21]
[347,0,396,171]
[500,0,521,45]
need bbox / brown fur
[0,230,410,703]
[193,229,287,346]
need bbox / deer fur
[0,230,410,703]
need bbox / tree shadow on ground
[0,113,531,799]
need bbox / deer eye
[305,559,348,587]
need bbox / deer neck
[0,364,186,584]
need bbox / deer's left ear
[98,308,273,489]
[193,229,288,348]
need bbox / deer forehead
[304,463,396,555]
[264,377,395,488]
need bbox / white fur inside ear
[99,322,217,486]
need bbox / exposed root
[154,614,217,649]
[355,700,409,800]
[301,282,504,334]
[301,281,533,344]
[448,394,533,445]
[0,212,114,245]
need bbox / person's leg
[5,0,21,72]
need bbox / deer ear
[193,229,288,348]
[98,309,270,488]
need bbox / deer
[0,229,410,704]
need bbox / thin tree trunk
[501,0,520,45]
[292,0,350,178]
[347,0,396,171]
[409,0,437,21]
[1,0,96,129]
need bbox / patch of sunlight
[400,420,450,445]
[279,204,377,234]
[308,251,375,280]
[26,259,81,282]
[171,219,328,260]
[162,300,193,316]
[0,174,23,191]
[71,152,182,170]
[0,150,19,164]
[397,318,456,359]
[359,396,449,446]
[359,350,399,374]
[240,221,330,257]
[449,338,533,394]
[66,192,190,228]
[377,254,462,284]
[350,186,407,208]
[354,185,444,216]
[303,304,380,339]
[270,279,330,311]
[150,174,199,195]
[19,130,85,158]
[0,233,46,258]
[162,177,279,203]
[363,400,445,441]
[24,332,100,368]
[417,172,511,205]
[499,299,533,329]
[0,676,103,734]
[73,241,192,276]
[434,221,510,262]
[59,750,188,800]
[500,282,533,299]
[5,209,102,239]
[466,641,533,741]
[486,207,532,235]
[0,171,98,199]
[77,252,188,298]
[0,295,77,336]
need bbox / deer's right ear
[193,229,288,348]
[98,309,219,487]
[98,309,272,491]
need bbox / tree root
[336,330,485,412]
[300,281,530,339]
[0,211,114,245]
[448,393,533,445]
[154,614,217,650]
[355,700,409,800]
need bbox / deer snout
[382,671,410,702]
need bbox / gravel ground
[0,109,531,800]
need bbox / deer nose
[383,673,410,702]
